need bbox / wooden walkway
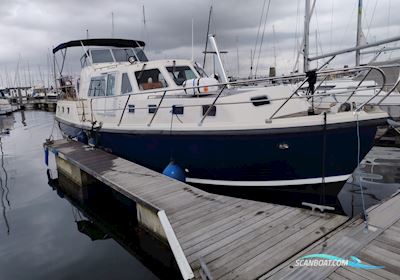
[47,139,349,280]
[261,192,400,280]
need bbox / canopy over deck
[52,38,145,54]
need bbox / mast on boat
[355,0,363,66]
[303,0,310,72]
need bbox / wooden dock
[46,139,349,279]
[24,99,57,112]
[261,191,400,280]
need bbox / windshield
[112,48,136,62]
[166,66,197,85]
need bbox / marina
[43,131,400,279]
[0,105,399,280]
[44,138,349,279]
[1,0,400,279]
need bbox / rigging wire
[387,0,391,39]
[292,0,301,63]
[255,0,272,77]
[365,0,378,42]
[329,0,334,52]
[338,1,357,47]
[250,0,268,78]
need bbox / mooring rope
[356,112,369,230]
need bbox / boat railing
[83,65,389,126]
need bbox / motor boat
[53,38,388,193]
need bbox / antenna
[27,61,32,87]
[142,5,147,43]
[303,0,310,72]
[272,24,277,68]
[191,18,194,61]
[14,55,21,88]
[202,5,213,68]
[355,0,363,66]
[111,12,115,38]
[23,62,28,87]
[249,49,254,78]
[236,36,240,78]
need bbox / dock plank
[217,215,346,280]
[179,204,283,247]
[47,139,350,280]
[260,192,400,280]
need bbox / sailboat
[299,0,400,119]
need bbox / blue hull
[58,119,383,187]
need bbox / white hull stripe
[186,174,352,187]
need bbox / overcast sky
[1,0,399,88]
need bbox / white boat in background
[52,38,388,194]
[0,98,12,115]
[301,73,400,119]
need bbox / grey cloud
[1,0,400,87]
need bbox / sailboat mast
[303,0,310,72]
[111,12,115,38]
[272,25,277,68]
[202,5,213,69]
[355,0,363,66]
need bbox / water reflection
[0,111,161,280]
[20,110,26,127]
[48,171,179,280]
[338,146,400,216]
[0,137,10,234]
[0,115,14,235]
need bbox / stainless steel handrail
[79,65,389,126]
[147,90,168,127]
[344,68,372,103]
[267,77,309,121]
[199,84,227,126]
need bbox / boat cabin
[53,38,213,99]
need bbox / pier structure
[45,139,399,280]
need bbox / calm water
[0,110,399,279]
[0,111,160,280]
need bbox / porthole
[128,105,135,113]
[172,105,184,115]
[251,95,271,106]
[202,105,216,116]
[148,104,157,114]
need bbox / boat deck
[46,139,349,279]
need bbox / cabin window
[202,105,216,116]
[148,104,157,114]
[135,69,168,91]
[106,74,116,96]
[172,105,184,115]
[121,73,132,94]
[166,66,197,85]
[134,48,148,62]
[91,49,114,63]
[251,95,271,106]
[88,76,106,96]
[194,63,208,77]
[128,105,135,113]
[112,48,136,62]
